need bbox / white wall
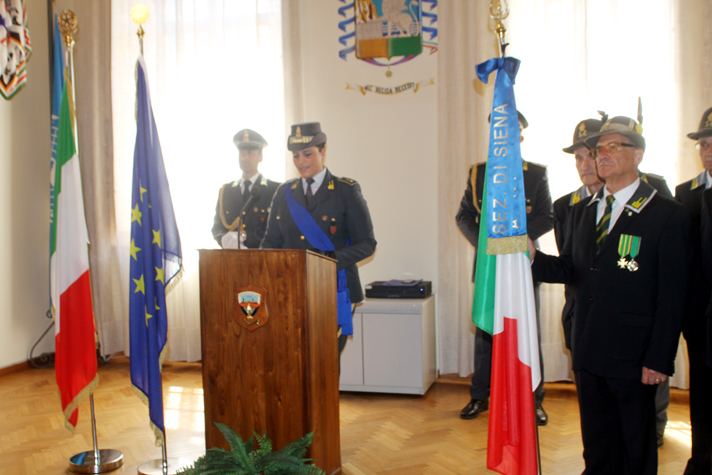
[0,0,54,368]
[297,2,439,291]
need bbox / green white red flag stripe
[51,72,97,432]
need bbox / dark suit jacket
[212,175,280,249]
[533,180,689,379]
[456,160,553,280]
[261,168,376,303]
[700,187,712,368]
[551,172,671,349]
[553,185,592,349]
[675,171,711,347]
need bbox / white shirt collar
[302,167,327,195]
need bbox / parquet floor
[0,357,692,474]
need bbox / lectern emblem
[234,285,269,331]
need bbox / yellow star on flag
[155,266,164,284]
[145,308,152,327]
[131,204,142,225]
[133,274,145,294]
[152,229,162,248]
[140,180,147,203]
[130,239,141,260]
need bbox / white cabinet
[339,295,436,395]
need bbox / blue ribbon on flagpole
[476,57,528,242]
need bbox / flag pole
[130,6,181,475]
[56,10,124,474]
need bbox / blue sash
[284,186,353,336]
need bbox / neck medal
[618,234,641,272]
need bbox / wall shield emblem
[234,285,269,332]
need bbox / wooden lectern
[198,249,341,475]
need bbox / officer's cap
[287,122,327,152]
[583,116,646,151]
[562,112,608,154]
[687,106,712,140]
[233,129,267,150]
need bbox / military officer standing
[212,129,280,249]
[530,116,689,474]
[260,122,376,356]
[456,111,553,425]
[556,113,673,446]
[676,106,712,475]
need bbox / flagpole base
[137,458,190,475]
[68,449,124,473]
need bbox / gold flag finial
[58,10,78,51]
[490,0,510,57]
[131,4,150,53]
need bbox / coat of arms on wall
[234,285,269,332]
[339,0,437,75]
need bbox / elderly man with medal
[528,116,690,474]
[260,122,377,360]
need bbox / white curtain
[111,0,285,362]
[438,0,710,388]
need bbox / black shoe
[460,399,489,420]
[536,405,548,426]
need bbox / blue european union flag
[129,56,182,446]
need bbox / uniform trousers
[577,369,658,475]
[470,283,545,404]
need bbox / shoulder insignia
[337,177,358,186]
[522,161,528,171]
[260,178,267,186]
[571,190,581,205]
[328,180,335,190]
[690,170,707,190]
[290,179,298,190]
[625,181,657,213]
[230,181,239,188]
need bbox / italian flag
[50,73,98,432]
[472,173,541,475]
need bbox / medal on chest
[617,234,641,272]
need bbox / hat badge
[242,130,250,142]
[578,123,587,138]
[295,126,302,139]
[706,112,712,128]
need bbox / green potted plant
[177,422,326,475]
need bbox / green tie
[596,195,615,252]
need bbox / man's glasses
[696,141,712,152]
[590,142,637,158]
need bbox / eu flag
[129,56,182,446]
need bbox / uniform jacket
[675,171,711,337]
[456,160,553,281]
[212,176,280,249]
[533,180,689,379]
[700,187,712,367]
[552,172,671,349]
[260,168,376,303]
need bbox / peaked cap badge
[706,112,712,128]
[296,126,302,139]
[242,130,250,142]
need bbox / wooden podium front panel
[198,249,341,474]
[305,252,340,472]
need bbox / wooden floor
[0,357,692,474]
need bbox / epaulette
[337,177,358,186]
[523,160,547,171]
